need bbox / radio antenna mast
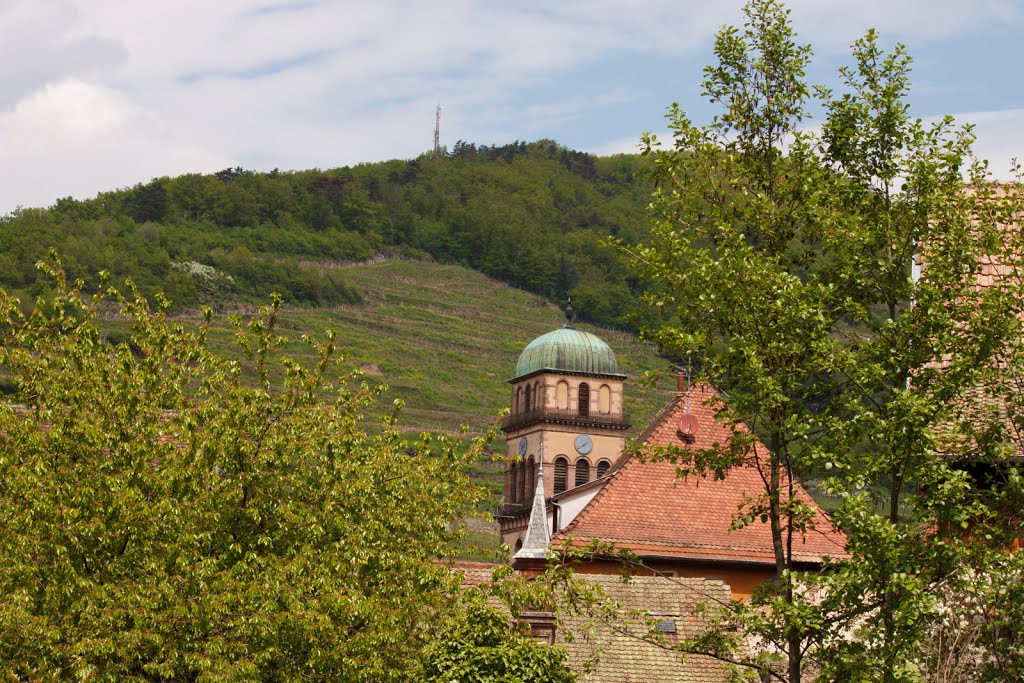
[433,102,442,157]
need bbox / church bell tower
[500,304,629,552]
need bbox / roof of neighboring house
[554,383,847,566]
[450,562,736,682]
[449,560,499,586]
[557,574,735,683]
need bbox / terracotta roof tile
[450,564,736,681]
[448,560,500,586]
[555,384,846,566]
[557,574,735,682]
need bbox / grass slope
[159,257,677,436]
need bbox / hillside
[0,140,654,330]
[101,258,678,437]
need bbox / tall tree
[620,2,1020,680]
[808,33,1020,682]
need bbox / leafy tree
[127,181,168,224]
[807,33,1023,683]
[419,597,576,683]
[620,1,1022,681]
[0,261,549,681]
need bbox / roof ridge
[634,392,683,445]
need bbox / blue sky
[1,0,1022,214]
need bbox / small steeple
[514,449,551,560]
[564,298,576,329]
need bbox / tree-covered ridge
[0,140,652,327]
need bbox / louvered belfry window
[554,457,569,494]
[518,459,527,501]
[510,461,519,502]
[575,458,590,487]
[578,383,590,417]
[596,459,611,478]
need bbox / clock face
[574,434,593,455]
[519,436,528,456]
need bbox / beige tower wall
[510,372,624,418]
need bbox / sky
[1,0,1022,215]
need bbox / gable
[554,383,846,568]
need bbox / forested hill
[0,140,653,328]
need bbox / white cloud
[0,79,229,212]
[958,109,1024,178]
[589,131,663,157]
[0,1,1019,213]
[0,1,126,107]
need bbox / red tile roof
[557,574,735,683]
[448,562,736,682]
[555,383,846,566]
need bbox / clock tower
[500,304,629,552]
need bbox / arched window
[575,458,590,488]
[556,380,569,409]
[599,384,611,414]
[526,456,536,496]
[515,387,522,414]
[554,457,569,494]
[524,385,532,412]
[597,459,611,478]
[510,461,520,503]
[578,382,590,417]
[534,381,541,408]
[515,538,524,553]
[517,459,527,502]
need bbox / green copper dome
[513,326,624,379]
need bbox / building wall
[568,558,775,602]
[509,371,625,419]
[553,483,604,532]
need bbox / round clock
[519,436,528,456]
[574,434,593,455]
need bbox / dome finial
[564,298,576,329]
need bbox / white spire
[514,446,550,560]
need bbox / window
[578,383,590,417]
[554,457,569,494]
[599,384,611,414]
[526,456,536,496]
[524,385,532,412]
[518,458,527,502]
[515,387,522,414]
[510,461,520,502]
[596,459,611,478]
[575,458,590,487]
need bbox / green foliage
[623,1,1024,681]
[160,258,677,440]
[420,597,576,683]
[0,261,552,681]
[0,142,652,328]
